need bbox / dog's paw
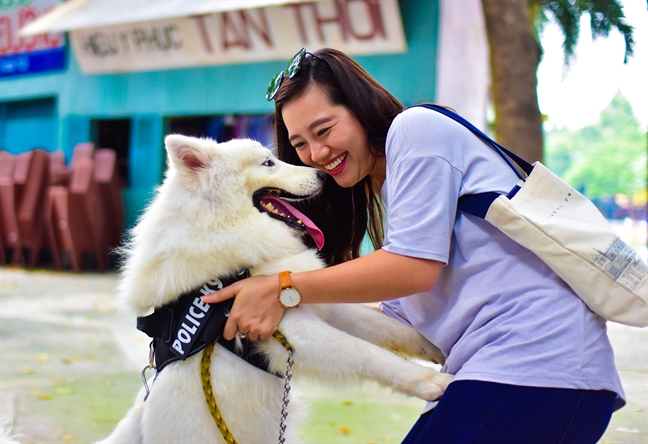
[415,336,446,365]
[407,370,454,401]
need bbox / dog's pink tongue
[261,196,325,250]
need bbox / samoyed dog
[98,135,451,443]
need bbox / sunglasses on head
[266,48,320,101]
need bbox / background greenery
[544,91,647,220]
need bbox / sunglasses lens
[286,48,306,79]
[265,48,308,101]
[266,71,284,101]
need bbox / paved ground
[0,266,646,443]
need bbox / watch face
[280,288,301,308]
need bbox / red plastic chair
[0,150,50,267]
[94,149,125,254]
[49,150,70,186]
[0,175,18,265]
[15,150,50,268]
[0,151,16,264]
[71,142,94,169]
[49,157,106,272]
[0,151,15,178]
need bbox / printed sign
[0,0,65,77]
[69,0,406,74]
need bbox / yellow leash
[200,331,295,444]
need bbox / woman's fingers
[200,285,236,304]
[223,316,240,341]
[202,275,285,341]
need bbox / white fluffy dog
[98,135,451,443]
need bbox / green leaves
[545,92,646,200]
[530,0,635,66]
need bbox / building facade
[0,0,488,226]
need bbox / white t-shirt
[380,106,625,412]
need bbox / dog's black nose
[316,170,327,181]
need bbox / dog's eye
[262,158,275,167]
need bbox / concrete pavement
[0,267,646,443]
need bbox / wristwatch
[278,270,301,309]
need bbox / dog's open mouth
[253,188,325,250]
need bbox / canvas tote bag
[417,105,648,327]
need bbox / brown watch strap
[279,270,292,290]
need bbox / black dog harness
[136,270,281,377]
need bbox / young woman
[201,48,624,443]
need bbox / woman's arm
[201,249,443,340]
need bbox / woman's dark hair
[273,48,405,265]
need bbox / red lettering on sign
[0,5,65,57]
[17,7,37,52]
[313,0,349,42]
[284,0,385,45]
[239,9,272,46]
[345,0,385,40]
[193,15,213,53]
[0,16,12,55]
[221,9,273,51]
[221,12,248,50]
[286,4,308,43]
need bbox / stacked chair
[0,143,125,272]
[0,149,50,268]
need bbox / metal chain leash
[273,330,295,444]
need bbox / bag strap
[411,104,532,218]
[413,104,533,177]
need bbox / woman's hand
[201,274,285,341]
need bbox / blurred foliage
[530,0,635,66]
[545,91,647,203]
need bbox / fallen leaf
[61,358,73,365]
[342,400,353,406]
[21,367,35,374]
[37,354,48,362]
[337,426,350,435]
[61,434,75,440]
[37,394,52,400]
[55,387,73,394]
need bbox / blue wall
[0,0,439,225]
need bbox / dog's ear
[165,134,211,175]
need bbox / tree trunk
[481,0,544,163]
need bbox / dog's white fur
[98,135,451,443]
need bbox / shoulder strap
[412,104,533,178]
[410,104,532,218]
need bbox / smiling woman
[200,47,627,444]
[273,49,402,265]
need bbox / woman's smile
[323,152,348,175]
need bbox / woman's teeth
[325,153,347,171]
